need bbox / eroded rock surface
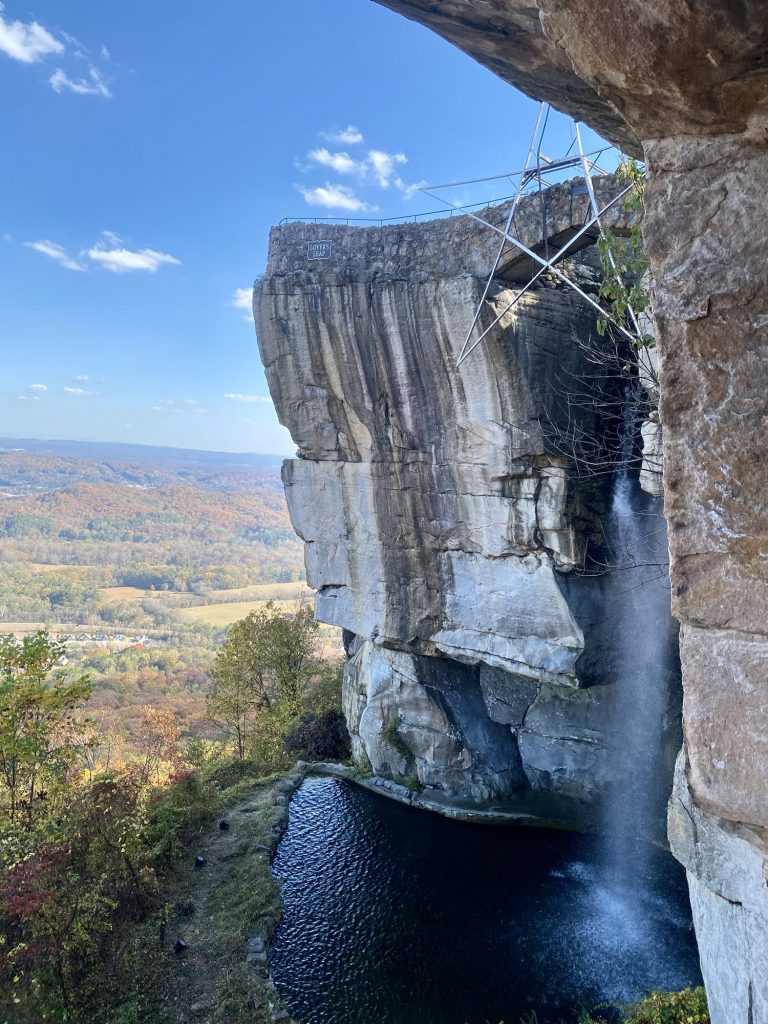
[256,184,676,810]
[366,3,768,1020]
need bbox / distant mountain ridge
[0,437,286,470]
[0,438,289,495]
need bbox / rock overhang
[254,180,673,808]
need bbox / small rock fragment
[190,998,216,1014]
[219,819,230,831]
[194,854,206,868]
[173,938,188,956]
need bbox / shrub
[0,774,155,1022]
[284,709,351,761]
[381,714,412,763]
[303,661,345,715]
[623,987,709,1024]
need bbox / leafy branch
[595,158,654,357]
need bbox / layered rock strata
[255,181,676,811]
[369,3,768,1020]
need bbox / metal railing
[278,192,519,227]
[278,145,619,229]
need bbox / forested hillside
[0,439,314,761]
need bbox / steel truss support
[573,122,642,339]
[418,108,645,367]
[456,184,634,365]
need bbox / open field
[0,622,168,638]
[26,562,97,578]
[98,586,156,602]
[207,581,312,603]
[175,598,302,627]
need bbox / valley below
[0,438,331,760]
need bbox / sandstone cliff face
[367,4,768,1021]
[255,182,677,811]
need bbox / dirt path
[144,772,303,1024]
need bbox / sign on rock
[307,240,332,260]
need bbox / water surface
[270,777,702,1024]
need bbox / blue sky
[0,0,615,456]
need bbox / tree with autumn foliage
[0,632,158,1022]
[136,705,185,785]
[0,632,93,822]
[206,600,320,762]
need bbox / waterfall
[599,389,679,930]
[547,383,695,1000]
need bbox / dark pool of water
[269,777,702,1024]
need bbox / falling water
[270,777,701,1024]
[599,391,680,938]
[268,402,700,1022]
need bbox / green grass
[175,598,300,627]
[123,761,301,1023]
[207,581,313,603]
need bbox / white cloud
[27,233,179,274]
[321,125,363,145]
[24,239,85,271]
[64,386,91,396]
[87,235,181,273]
[303,147,410,190]
[59,30,86,56]
[231,287,253,311]
[100,45,110,61]
[395,176,429,201]
[71,374,91,381]
[0,4,63,63]
[151,398,205,415]
[224,393,273,404]
[17,394,40,401]
[308,148,364,175]
[28,383,47,391]
[368,149,407,188]
[50,65,111,98]
[298,183,374,213]
[297,142,418,208]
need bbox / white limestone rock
[255,212,653,808]
[343,641,526,802]
[669,752,768,1024]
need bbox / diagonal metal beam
[454,186,639,361]
[456,185,633,365]
[452,102,547,365]
[574,123,643,338]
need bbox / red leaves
[0,844,66,922]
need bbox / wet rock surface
[256,186,676,813]
[365,3,768,1019]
